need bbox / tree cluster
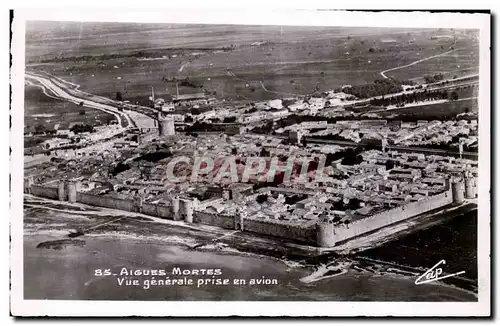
[70,124,95,134]
[336,79,412,99]
[424,73,445,84]
[222,116,237,123]
[28,47,235,64]
[369,89,457,107]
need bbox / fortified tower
[24,176,34,194]
[316,218,337,247]
[172,196,181,221]
[464,172,476,199]
[451,179,465,205]
[158,112,175,137]
[133,196,144,213]
[172,196,195,223]
[66,180,77,203]
[58,180,67,201]
[179,197,195,223]
[234,207,247,231]
[181,199,194,223]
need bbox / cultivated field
[25,22,480,103]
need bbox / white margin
[10,9,491,317]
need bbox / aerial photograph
[23,21,480,301]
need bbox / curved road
[380,48,462,79]
[26,71,132,127]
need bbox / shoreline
[23,231,478,301]
[23,195,477,259]
[23,194,478,297]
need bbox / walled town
[24,75,478,248]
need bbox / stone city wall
[193,211,235,229]
[30,185,59,200]
[326,189,453,246]
[142,202,173,220]
[26,181,454,248]
[76,192,137,212]
[242,218,316,244]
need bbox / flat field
[24,84,116,134]
[26,22,480,103]
[379,98,478,120]
[386,47,480,82]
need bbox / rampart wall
[26,182,454,248]
[193,211,235,229]
[142,203,173,220]
[30,185,59,200]
[325,189,453,246]
[243,218,316,244]
[192,210,316,244]
[76,192,136,212]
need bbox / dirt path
[380,48,463,79]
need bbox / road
[24,71,158,163]
[380,48,463,79]
[179,62,189,72]
[259,80,303,97]
[26,71,131,128]
[330,75,479,114]
[26,70,158,126]
[24,129,127,168]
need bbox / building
[289,130,303,145]
[158,114,175,137]
[270,109,290,118]
[268,99,283,110]
[160,102,175,112]
[172,93,207,103]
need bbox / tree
[259,147,270,157]
[70,124,94,134]
[116,92,123,101]
[450,91,459,101]
[347,198,361,210]
[34,124,46,135]
[223,116,237,123]
[385,159,396,170]
[256,194,268,204]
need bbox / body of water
[23,197,478,301]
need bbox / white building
[268,99,283,110]
[270,109,290,118]
[288,102,306,112]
